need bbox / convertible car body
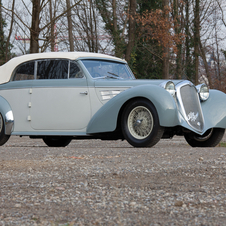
[0,52,225,147]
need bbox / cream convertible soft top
[0,52,125,84]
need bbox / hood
[94,79,184,87]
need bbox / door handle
[80,91,88,95]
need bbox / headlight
[196,84,209,101]
[160,81,176,97]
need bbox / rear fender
[87,84,179,134]
[0,96,14,135]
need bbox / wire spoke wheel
[121,99,164,147]
[128,106,154,139]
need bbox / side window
[13,61,35,81]
[69,61,84,78]
[37,60,68,79]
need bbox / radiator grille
[180,84,204,132]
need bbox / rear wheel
[0,113,10,146]
[184,128,225,147]
[121,99,164,147]
[43,136,72,147]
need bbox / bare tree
[61,0,104,53]
[30,0,41,53]
[194,0,200,85]
[173,0,183,79]
[125,0,136,62]
[162,0,169,79]
[66,0,74,51]
[2,0,82,53]
[5,0,15,61]
[216,0,226,27]
[196,0,226,88]
[49,0,54,51]
[30,0,82,53]
[185,0,193,81]
[95,0,128,57]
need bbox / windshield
[81,60,135,79]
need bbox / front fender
[202,89,226,130]
[87,84,179,134]
[0,96,14,135]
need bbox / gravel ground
[0,134,226,226]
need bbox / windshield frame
[80,59,135,80]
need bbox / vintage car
[0,52,225,148]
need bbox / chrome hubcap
[128,106,153,139]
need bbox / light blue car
[0,52,225,147]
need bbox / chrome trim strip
[100,90,122,101]
[30,85,89,89]
[95,86,132,88]
[196,84,203,94]
[0,84,131,90]
[34,61,38,79]
[77,57,126,64]
[11,131,88,136]
[68,60,70,79]
[159,80,171,89]
[0,85,89,90]
[5,110,14,135]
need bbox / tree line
[1,0,226,92]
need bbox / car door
[30,59,91,131]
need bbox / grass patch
[218,142,226,147]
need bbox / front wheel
[184,128,225,147]
[43,136,72,147]
[0,113,10,146]
[121,99,164,147]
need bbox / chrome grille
[177,83,204,132]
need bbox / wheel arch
[116,97,153,131]
[184,128,225,147]
[87,85,179,134]
[201,90,226,131]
